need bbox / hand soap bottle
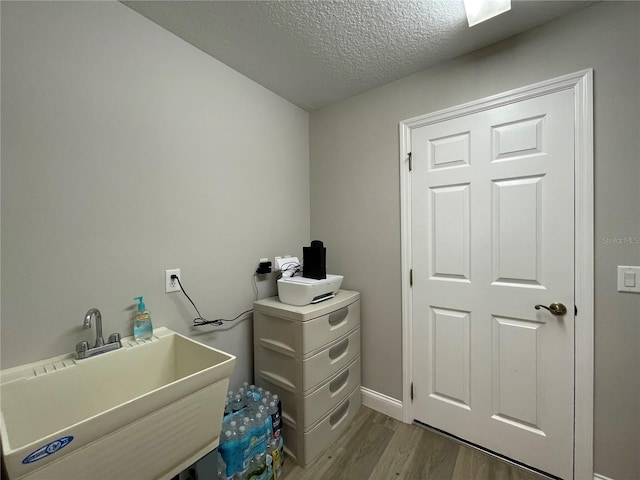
[133,296,153,340]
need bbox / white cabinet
[253,290,361,467]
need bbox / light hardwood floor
[280,407,548,480]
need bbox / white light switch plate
[617,266,640,293]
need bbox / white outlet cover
[617,266,640,293]
[165,269,181,293]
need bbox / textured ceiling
[123,0,596,111]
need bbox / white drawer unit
[253,290,361,467]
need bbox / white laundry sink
[0,327,235,480]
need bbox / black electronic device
[302,240,326,280]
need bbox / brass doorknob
[534,303,567,316]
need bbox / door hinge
[410,269,413,286]
[575,305,578,315]
[408,152,413,171]
[411,382,414,401]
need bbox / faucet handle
[76,341,90,354]
[108,333,121,344]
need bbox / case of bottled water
[217,383,284,480]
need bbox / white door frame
[399,69,594,479]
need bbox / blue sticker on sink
[22,436,73,464]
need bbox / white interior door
[410,88,575,479]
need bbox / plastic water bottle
[268,401,281,440]
[257,405,273,439]
[246,452,266,479]
[245,412,267,462]
[246,384,256,400]
[254,412,267,443]
[236,425,250,472]
[265,454,273,480]
[242,416,252,428]
[224,424,250,478]
[228,420,238,439]
[232,394,245,413]
[267,437,283,478]
[271,394,281,419]
[218,430,235,477]
[216,447,234,480]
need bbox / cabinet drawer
[256,357,360,432]
[301,329,360,393]
[302,357,360,428]
[253,299,360,357]
[302,300,360,355]
[255,328,360,395]
[282,387,361,467]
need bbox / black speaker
[303,240,326,280]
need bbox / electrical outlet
[165,269,181,293]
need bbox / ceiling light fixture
[463,0,511,27]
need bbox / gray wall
[309,3,639,479]
[1,1,310,390]
[2,1,639,479]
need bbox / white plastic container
[253,291,361,467]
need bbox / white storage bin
[282,387,361,467]
[253,290,362,467]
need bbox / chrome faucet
[83,308,105,347]
[76,308,122,359]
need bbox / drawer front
[302,388,361,466]
[301,300,360,356]
[302,358,360,429]
[254,344,301,393]
[255,357,360,432]
[253,310,299,357]
[302,329,360,394]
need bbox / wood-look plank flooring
[280,407,548,480]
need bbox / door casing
[399,69,594,479]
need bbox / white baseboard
[360,386,403,422]
[594,474,615,480]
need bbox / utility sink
[1,327,235,480]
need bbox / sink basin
[1,327,235,480]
